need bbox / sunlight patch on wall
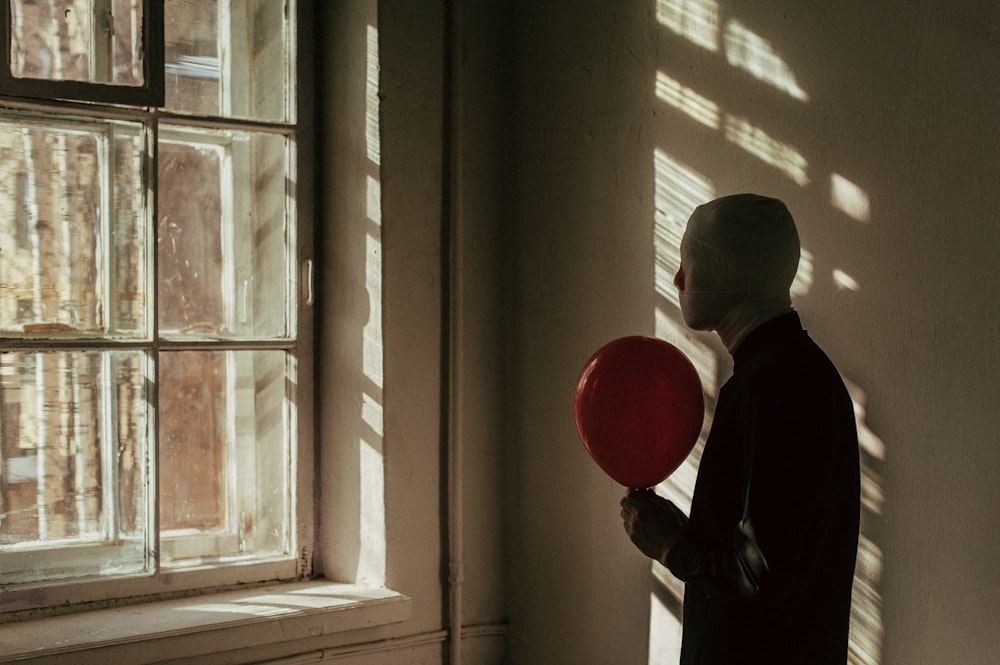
[655,307,718,397]
[653,149,715,308]
[359,224,386,584]
[654,311,713,539]
[366,25,381,165]
[359,25,386,586]
[843,378,885,664]
[791,247,814,298]
[655,416,708,515]
[831,173,871,223]
[655,0,720,52]
[724,115,809,186]
[847,377,887,516]
[362,392,384,439]
[367,173,382,223]
[648,589,683,665]
[655,70,721,129]
[652,151,716,577]
[849,533,884,665]
[860,464,884,516]
[364,197,384,385]
[847,379,885,463]
[360,230,385,586]
[359,428,386,583]
[723,20,809,102]
[833,268,861,292]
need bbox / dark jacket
[666,313,860,664]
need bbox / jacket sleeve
[665,525,769,601]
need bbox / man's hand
[620,490,689,565]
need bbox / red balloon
[574,336,704,489]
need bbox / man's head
[675,194,800,331]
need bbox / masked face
[675,205,741,330]
[675,194,800,331]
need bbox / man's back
[673,313,860,664]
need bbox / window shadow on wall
[648,2,885,663]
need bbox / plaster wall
[505,2,1000,664]
[315,1,1000,664]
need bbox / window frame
[0,0,315,618]
[0,0,165,107]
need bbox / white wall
[315,0,509,663]
[504,1,1000,664]
[315,1,1000,664]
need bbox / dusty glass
[159,349,291,565]
[158,125,291,340]
[0,350,150,584]
[164,0,293,122]
[0,114,148,337]
[8,0,145,86]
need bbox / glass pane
[8,0,145,86]
[158,126,291,340]
[0,114,148,337]
[164,0,293,122]
[0,350,150,584]
[159,350,290,565]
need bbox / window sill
[0,580,411,664]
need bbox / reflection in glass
[158,125,291,340]
[164,0,294,122]
[159,350,291,566]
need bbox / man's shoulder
[749,336,850,402]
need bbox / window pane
[0,350,150,584]
[159,350,290,566]
[8,0,145,86]
[158,126,291,340]
[164,0,293,122]
[0,114,148,337]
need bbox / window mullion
[219,0,234,117]
[225,351,238,547]
[149,114,161,573]
[100,123,113,338]
[92,0,114,84]
[220,138,236,332]
[100,350,118,542]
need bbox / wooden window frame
[0,0,314,618]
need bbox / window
[1,0,164,105]
[0,0,311,614]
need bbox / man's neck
[714,298,794,354]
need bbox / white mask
[676,194,800,351]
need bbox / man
[621,194,860,664]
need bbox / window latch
[303,259,315,306]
